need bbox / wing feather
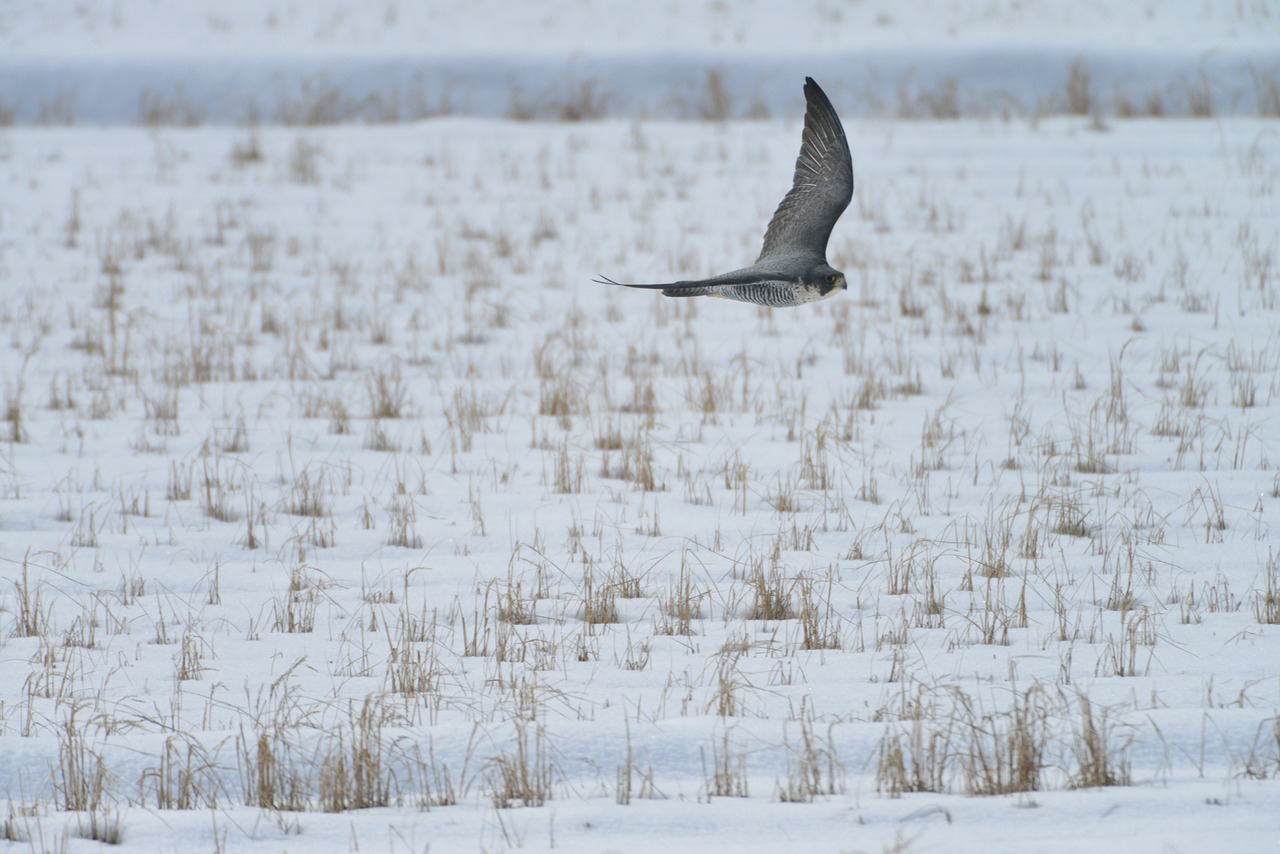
[756,77,853,262]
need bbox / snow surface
[3,0,1276,54]
[1,0,1278,122]
[1,3,1280,853]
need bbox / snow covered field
[2,0,1278,123]
[2,3,1280,853]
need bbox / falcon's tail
[594,275,714,298]
[594,272,775,298]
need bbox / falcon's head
[808,263,847,299]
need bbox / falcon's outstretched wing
[756,77,853,263]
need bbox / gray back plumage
[756,78,853,264]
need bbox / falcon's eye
[825,275,836,283]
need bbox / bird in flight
[596,77,853,308]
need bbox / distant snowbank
[2,45,1277,125]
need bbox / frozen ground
[1,0,1278,123]
[1,107,1279,851]
[1,2,1280,851]
[5,0,1276,54]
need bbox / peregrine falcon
[595,77,853,308]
